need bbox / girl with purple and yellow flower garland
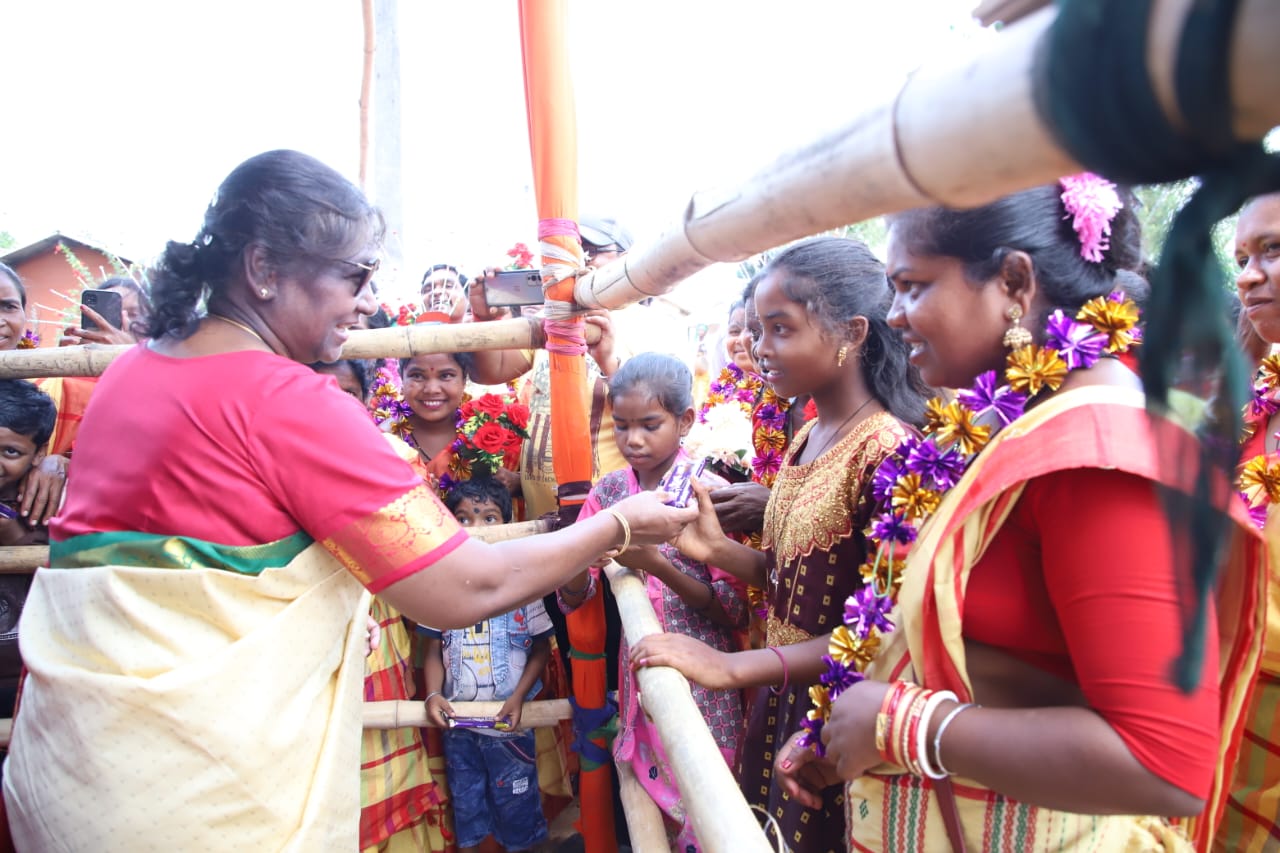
[633,237,927,853]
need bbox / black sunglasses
[583,244,622,261]
[330,257,380,292]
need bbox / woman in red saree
[1,150,696,852]
[780,181,1267,851]
[1221,190,1280,850]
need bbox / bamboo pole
[574,0,1280,311]
[357,0,375,189]
[0,319,600,380]
[616,760,674,853]
[0,519,552,571]
[602,560,771,853]
[363,698,570,730]
[0,701,562,748]
[0,547,46,572]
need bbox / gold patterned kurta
[740,410,909,853]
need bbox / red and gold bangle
[876,681,912,762]
[889,686,927,770]
[899,689,931,775]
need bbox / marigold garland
[751,387,793,487]
[700,364,761,419]
[1238,354,1280,529]
[798,291,1141,753]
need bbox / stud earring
[837,346,849,367]
[260,288,270,298]
[1002,305,1033,350]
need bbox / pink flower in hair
[1059,173,1124,263]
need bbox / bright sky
[1,1,989,321]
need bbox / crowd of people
[0,146,1274,853]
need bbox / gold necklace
[208,313,269,348]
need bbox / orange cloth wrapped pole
[518,3,615,852]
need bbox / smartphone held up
[80,289,123,333]
[485,270,545,308]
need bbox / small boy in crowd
[421,476,552,853]
[0,379,57,715]
[0,380,57,546]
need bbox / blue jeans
[443,728,547,850]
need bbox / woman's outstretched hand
[630,633,733,689]
[609,490,698,546]
[774,730,842,810]
[821,679,893,782]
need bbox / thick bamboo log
[363,698,570,730]
[0,319,600,380]
[0,701,566,748]
[465,518,552,543]
[575,0,1280,311]
[603,560,771,853]
[0,547,46,572]
[616,760,674,853]
[0,519,552,572]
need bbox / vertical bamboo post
[358,0,375,189]
[603,561,772,853]
[616,760,675,853]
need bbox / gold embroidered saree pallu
[4,536,371,852]
[1214,505,1280,851]
[848,387,1268,853]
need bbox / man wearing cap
[577,217,631,272]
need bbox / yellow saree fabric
[848,387,1267,853]
[4,542,371,852]
[1214,504,1280,851]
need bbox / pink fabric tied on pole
[543,318,587,355]
[538,218,580,239]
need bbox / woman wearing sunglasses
[2,149,697,851]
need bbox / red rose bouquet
[506,242,535,270]
[447,393,531,483]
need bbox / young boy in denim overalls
[421,477,552,852]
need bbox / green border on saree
[50,530,314,575]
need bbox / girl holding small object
[558,352,749,851]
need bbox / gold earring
[837,346,848,367]
[260,288,270,298]
[1002,305,1032,350]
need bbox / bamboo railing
[602,559,773,853]
[0,317,600,380]
[573,0,1280,311]
[363,698,571,730]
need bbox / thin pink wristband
[767,646,789,696]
